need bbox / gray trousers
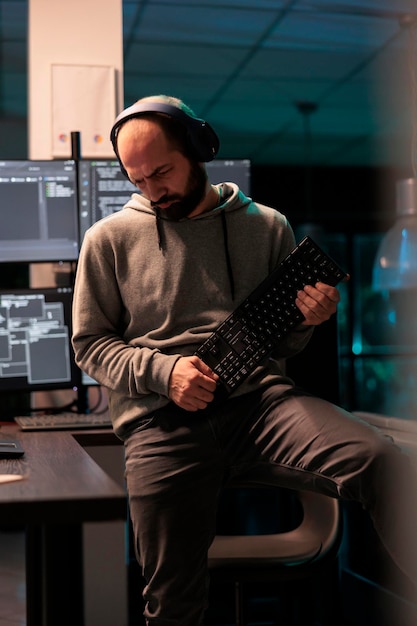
[124,385,417,625]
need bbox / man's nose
[146,179,166,203]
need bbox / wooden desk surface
[0,423,127,525]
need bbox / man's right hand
[168,356,219,411]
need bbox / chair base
[207,563,342,626]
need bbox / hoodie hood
[124,182,251,299]
[124,182,250,221]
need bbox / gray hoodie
[72,182,313,439]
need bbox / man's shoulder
[246,198,289,224]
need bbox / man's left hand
[296,281,341,326]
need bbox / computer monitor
[0,287,81,394]
[207,158,251,195]
[77,159,137,244]
[0,159,80,263]
[77,158,251,243]
[81,370,100,387]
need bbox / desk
[0,423,126,626]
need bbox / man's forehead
[117,120,171,163]
[117,121,175,177]
[118,116,162,143]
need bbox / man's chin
[163,203,193,221]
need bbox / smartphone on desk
[0,439,25,459]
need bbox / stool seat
[208,489,339,569]
[208,488,342,625]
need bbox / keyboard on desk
[195,236,348,403]
[14,411,112,431]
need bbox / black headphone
[110,101,220,178]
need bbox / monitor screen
[77,158,251,243]
[81,370,100,387]
[207,159,251,195]
[0,287,81,394]
[0,159,80,263]
[78,159,137,244]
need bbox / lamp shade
[372,178,417,291]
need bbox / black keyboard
[14,411,112,431]
[195,236,347,402]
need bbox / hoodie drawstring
[155,210,164,250]
[221,210,235,300]
[154,204,235,300]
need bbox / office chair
[208,484,342,626]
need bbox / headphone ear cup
[188,121,220,162]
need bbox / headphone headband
[110,101,220,177]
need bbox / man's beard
[151,161,208,221]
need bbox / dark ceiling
[1,0,417,169]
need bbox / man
[72,95,417,625]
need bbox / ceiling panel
[123,42,251,76]
[0,0,416,168]
[130,5,278,45]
